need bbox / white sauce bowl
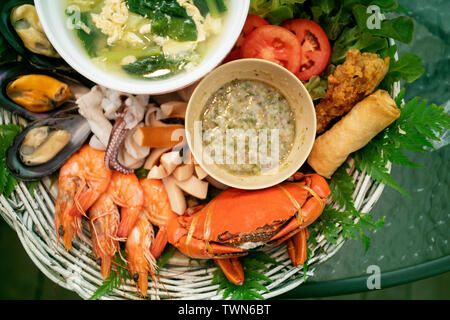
[34,0,249,95]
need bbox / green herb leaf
[331,26,388,64]
[126,0,198,41]
[328,163,356,211]
[266,6,294,25]
[212,251,280,300]
[303,75,328,101]
[89,251,131,300]
[25,181,40,197]
[312,204,385,252]
[134,167,149,180]
[156,244,176,270]
[381,47,425,90]
[318,5,353,41]
[353,89,450,196]
[66,10,104,58]
[249,0,307,17]
[352,4,414,44]
[0,124,22,197]
[122,55,185,76]
[310,160,386,252]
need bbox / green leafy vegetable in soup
[65,0,228,79]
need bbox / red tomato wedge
[240,14,270,43]
[240,25,302,74]
[223,14,269,63]
[281,19,331,81]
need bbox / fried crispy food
[315,49,390,134]
[308,90,400,178]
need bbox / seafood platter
[0,0,447,300]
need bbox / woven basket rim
[0,42,401,299]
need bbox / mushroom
[175,176,209,200]
[194,165,208,180]
[144,147,172,170]
[147,165,170,180]
[160,101,188,119]
[160,151,182,175]
[162,176,186,215]
[173,163,195,181]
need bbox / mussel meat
[10,4,60,58]
[0,62,90,120]
[0,0,74,73]
[6,74,73,113]
[20,126,71,166]
[6,115,91,181]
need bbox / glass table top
[281,0,450,298]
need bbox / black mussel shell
[6,115,91,181]
[0,62,92,121]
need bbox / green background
[0,0,449,299]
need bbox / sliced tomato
[243,15,270,38]
[281,19,331,81]
[240,25,302,74]
[223,14,269,63]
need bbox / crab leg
[286,228,309,267]
[268,195,324,244]
[215,258,245,285]
[173,235,247,259]
[269,175,330,244]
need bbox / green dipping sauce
[201,79,296,176]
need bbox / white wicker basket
[0,79,400,301]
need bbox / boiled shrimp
[55,145,112,250]
[107,171,144,238]
[89,192,120,279]
[140,178,178,258]
[125,213,156,298]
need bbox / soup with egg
[65,0,228,79]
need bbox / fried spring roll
[308,90,401,178]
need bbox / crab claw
[286,228,309,267]
[215,258,244,285]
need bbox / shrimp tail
[101,256,112,279]
[117,207,141,238]
[137,249,157,297]
[69,189,103,218]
